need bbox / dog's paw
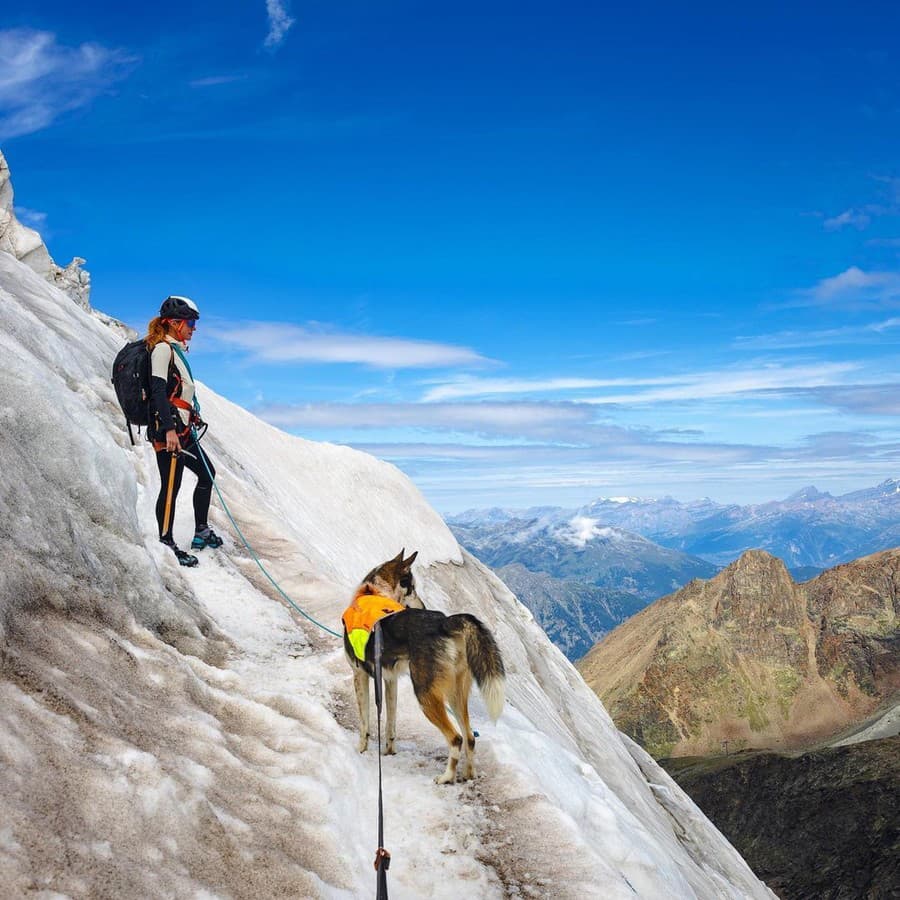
[434,771,456,785]
[357,736,369,753]
[384,743,396,755]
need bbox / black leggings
[155,443,216,541]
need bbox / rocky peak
[0,151,90,309]
[711,549,802,628]
[581,546,900,758]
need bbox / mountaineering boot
[191,526,223,550]
[160,537,199,567]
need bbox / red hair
[145,316,176,349]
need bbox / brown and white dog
[343,550,506,784]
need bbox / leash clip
[374,847,391,871]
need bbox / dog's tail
[449,614,506,722]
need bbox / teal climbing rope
[187,428,342,639]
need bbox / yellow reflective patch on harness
[347,628,371,661]
[342,593,406,661]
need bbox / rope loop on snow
[185,428,342,639]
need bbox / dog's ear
[402,550,418,568]
[392,548,405,565]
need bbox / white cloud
[354,435,900,512]
[422,375,685,402]
[823,208,871,231]
[733,317,900,350]
[256,400,596,439]
[0,29,136,140]
[190,75,247,88]
[212,321,490,369]
[422,363,859,406]
[264,0,295,50]
[800,267,900,308]
[583,363,859,405]
[13,206,47,231]
[812,384,900,416]
[560,516,615,548]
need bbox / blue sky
[3,1,900,512]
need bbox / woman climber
[145,295,223,566]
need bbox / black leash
[373,622,391,899]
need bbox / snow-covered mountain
[448,515,717,599]
[0,157,774,898]
[447,512,717,661]
[452,481,900,571]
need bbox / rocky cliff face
[0,150,90,308]
[578,548,900,757]
[662,737,900,900]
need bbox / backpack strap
[171,343,202,417]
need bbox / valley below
[662,735,900,900]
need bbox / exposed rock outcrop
[0,150,90,308]
[663,737,900,900]
[578,548,900,756]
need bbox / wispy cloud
[422,375,678,402]
[264,0,295,50]
[809,384,900,416]
[13,206,48,232]
[354,434,775,466]
[798,267,900,309]
[422,363,859,405]
[256,361,895,444]
[733,317,900,350]
[0,29,136,140]
[212,321,491,369]
[820,175,900,232]
[581,363,860,405]
[823,208,871,231]
[257,400,596,439]
[351,431,900,511]
[190,74,248,88]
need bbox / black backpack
[111,339,152,444]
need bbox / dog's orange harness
[342,591,405,661]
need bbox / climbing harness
[373,622,391,900]
[342,591,406,661]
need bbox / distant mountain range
[494,563,649,660]
[448,513,717,659]
[450,478,900,570]
[448,479,900,661]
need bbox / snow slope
[0,245,774,897]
